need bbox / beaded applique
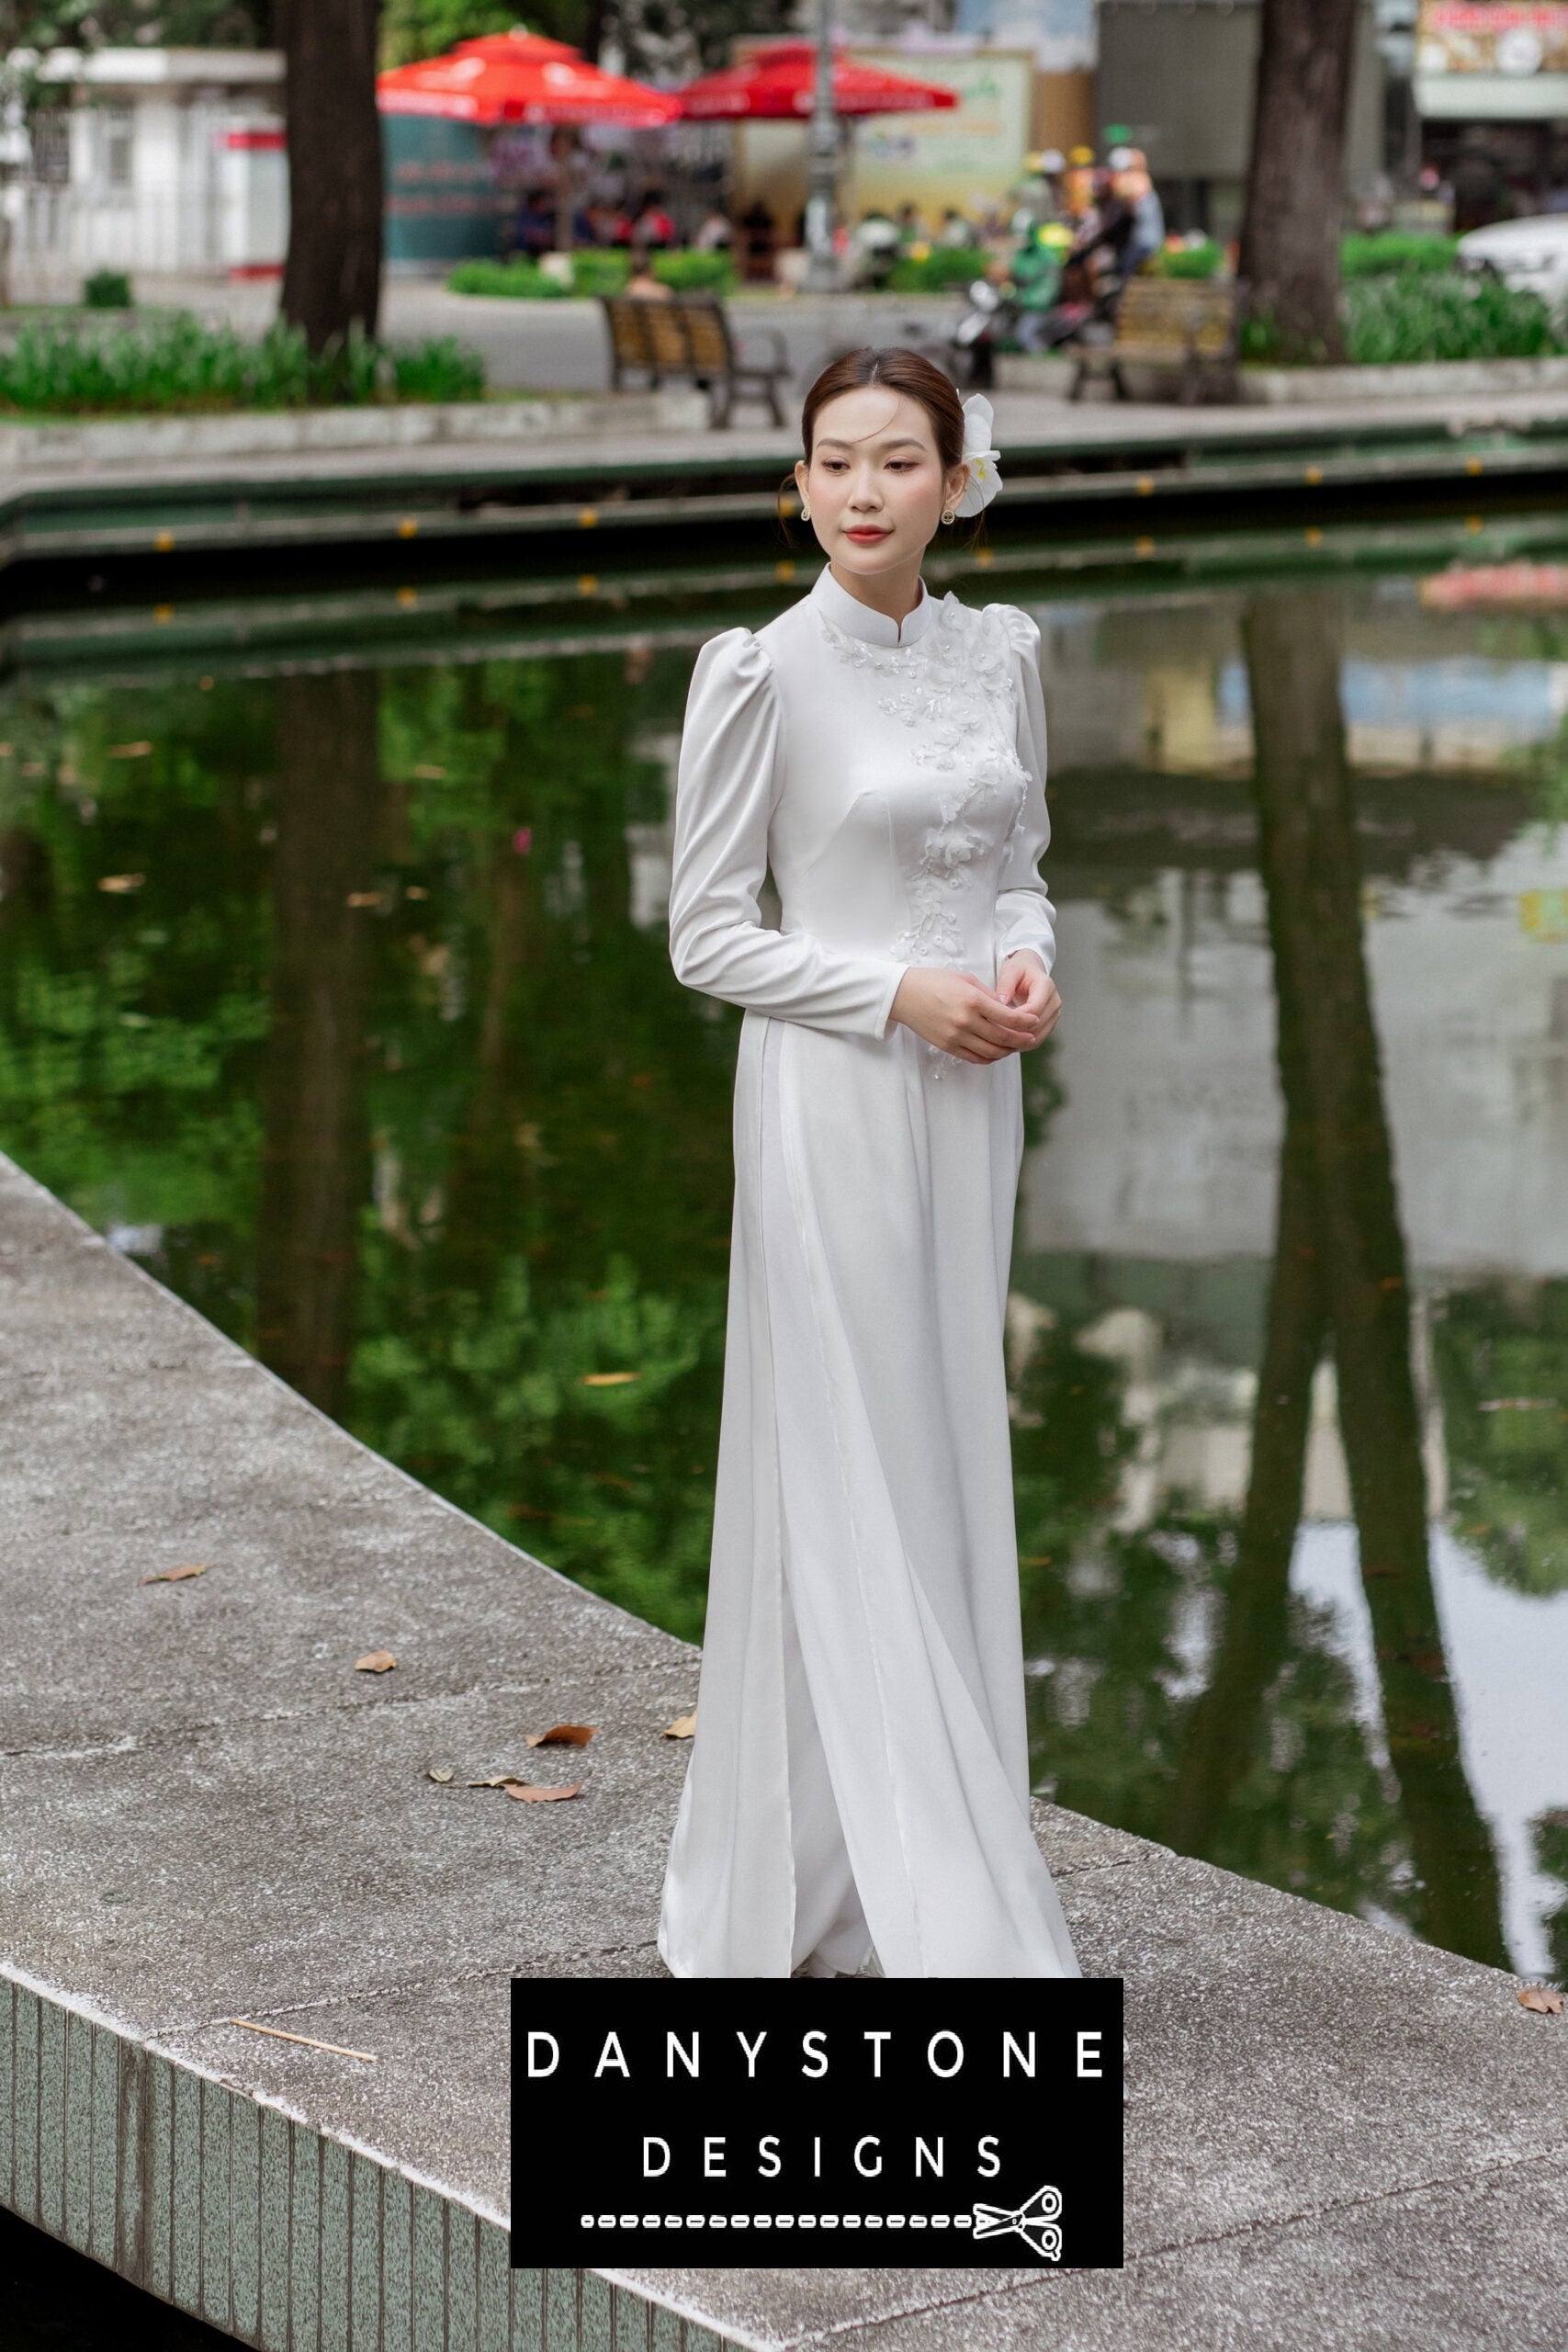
[819,601,1033,1080]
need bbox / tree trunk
[278,0,383,351]
[1166,1094,1325,1857]
[1243,589,1510,1970]
[255,671,383,1423]
[1238,0,1358,361]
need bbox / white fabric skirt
[658,1009,1081,1979]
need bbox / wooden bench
[1071,275,1244,405]
[600,293,792,426]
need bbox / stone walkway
[1,1147,1564,2348]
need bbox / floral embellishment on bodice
[818,598,1033,1078]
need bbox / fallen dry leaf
[344,891,383,910]
[662,1710,697,1739]
[137,1563,208,1586]
[525,1723,595,1747]
[231,2018,377,2062]
[355,1650,397,1673]
[581,1370,640,1386]
[98,874,145,894]
[412,763,446,779]
[1518,1984,1564,2016]
[427,1767,454,1783]
[107,741,152,759]
[502,1780,583,1803]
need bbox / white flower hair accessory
[953,392,1003,517]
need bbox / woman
[658,347,1081,1982]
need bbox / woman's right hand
[888,967,1039,1062]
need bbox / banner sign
[512,1978,1123,2268]
[1417,2,1568,75]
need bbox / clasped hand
[889,951,1061,1064]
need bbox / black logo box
[511,1979,1122,2268]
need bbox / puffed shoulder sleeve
[987,604,1056,977]
[667,627,908,1040]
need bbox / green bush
[82,267,133,309]
[651,248,735,294]
[1145,240,1224,280]
[1340,231,1460,278]
[0,313,488,413]
[570,248,633,296]
[1343,271,1565,363]
[885,247,990,292]
[446,257,568,299]
[446,247,734,299]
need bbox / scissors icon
[971,2181,1063,2261]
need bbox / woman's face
[794,387,967,580]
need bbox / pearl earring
[800,502,810,520]
[941,508,956,526]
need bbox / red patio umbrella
[676,41,959,120]
[378,29,682,127]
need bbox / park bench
[1071,275,1244,405]
[600,292,792,426]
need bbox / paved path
[132,274,968,397]
[1,1146,1565,2349]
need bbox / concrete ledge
[0,390,711,473]
[995,351,1568,406]
[1240,355,1568,403]
[3,1139,1567,2348]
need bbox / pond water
[3,521,1567,2016]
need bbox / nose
[848,469,883,510]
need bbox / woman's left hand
[995,950,1062,1050]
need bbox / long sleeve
[989,604,1057,976]
[668,627,909,1040]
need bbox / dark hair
[799,345,966,474]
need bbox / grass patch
[1343,271,1564,363]
[448,248,736,299]
[0,314,486,413]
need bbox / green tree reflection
[1434,1281,1568,1597]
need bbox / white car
[1456,213,1568,312]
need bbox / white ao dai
[657,561,1081,1980]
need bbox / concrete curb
[0,390,711,472]
[995,350,1568,404]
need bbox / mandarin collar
[809,562,940,648]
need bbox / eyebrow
[814,435,929,453]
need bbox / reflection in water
[1234,590,1506,1967]
[255,672,383,1419]
[1,548,1565,1978]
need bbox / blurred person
[1109,146,1164,275]
[1063,144,1097,220]
[694,207,734,252]
[1450,133,1512,234]
[853,207,902,288]
[513,187,558,259]
[937,205,974,248]
[633,189,677,250]
[895,200,922,249]
[739,198,778,281]
[625,245,673,300]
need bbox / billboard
[849,49,1034,227]
[1416,0,1568,113]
